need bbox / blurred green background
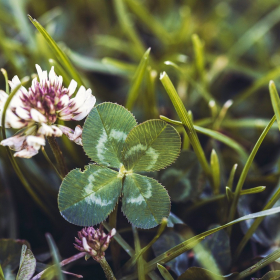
[2,0,280,279]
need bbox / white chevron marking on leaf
[124,144,147,159]
[145,147,159,170]
[126,195,145,205]
[85,194,114,207]
[96,128,108,162]
[110,129,127,141]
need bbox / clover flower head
[0,65,96,158]
[74,225,116,262]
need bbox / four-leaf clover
[58,103,181,229]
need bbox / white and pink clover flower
[0,65,96,158]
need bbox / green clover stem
[47,136,68,177]
[100,258,117,280]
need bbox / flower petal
[38,123,54,136]
[5,110,27,129]
[59,125,83,145]
[35,64,43,81]
[26,135,45,149]
[1,135,26,151]
[16,107,30,120]
[30,108,47,123]
[72,91,96,121]
[68,80,78,96]
[14,147,39,158]
[9,76,28,96]
[49,66,56,85]
[51,125,63,137]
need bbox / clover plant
[58,102,181,229]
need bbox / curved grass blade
[122,120,181,172]
[160,72,211,182]
[122,174,170,229]
[125,205,280,278]
[58,164,122,226]
[9,0,35,50]
[234,66,280,106]
[236,247,280,279]
[44,234,64,280]
[228,5,280,61]
[28,15,83,86]
[227,115,276,232]
[1,78,49,215]
[234,178,280,261]
[157,264,174,280]
[132,226,145,280]
[177,267,235,280]
[227,164,238,191]
[160,115,249,164]
[164,61,215,104]
[113,0,145,57]
[122,218,168,271]
[0,265,4,280]
[1,69,9,94]
[103,223,162,280]
[192,34,206,84]
[125,48,151,111]
[210,150,220,195]
[66,47,133,76]
[269,80,280,130]
[83,102,137,169]
[125,0,170,45]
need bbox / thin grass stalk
[109,204,120,272]
[227,115,276,233]
[41,147,63,180]
[1,78,50,215]
[47,136,68,177]
[113,0,145,58]
[132,226,145,280]
[234,179,280,262]
[160,72,212,187]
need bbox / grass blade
[234,66,280,106]
[160,72,212,184]
[103,223,161,280]
[164,61,215,103]
[125,48,151,111]
[157,264,174,280]
[66,47,134,76]
[228,5,280,61]
[122,218,167,271]
[234,177,280,261]
[227,164,238,191]
[1,78,50,215]
[125,0,170,45]
[211,149,220,195]
[192,34,206,84]
[113,0,145,57]
[0,265,5,280]
[227,115,276,232]
[9,0,35,50]
[28,15,83,86]
[45,234,64,280]
[132,226,145,280]
[160,115,249,164]
[1,69,9,94]
[122,205,280,279]
[237,247,280,279]
[269,80,280,130]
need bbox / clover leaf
[58,102,181,229]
